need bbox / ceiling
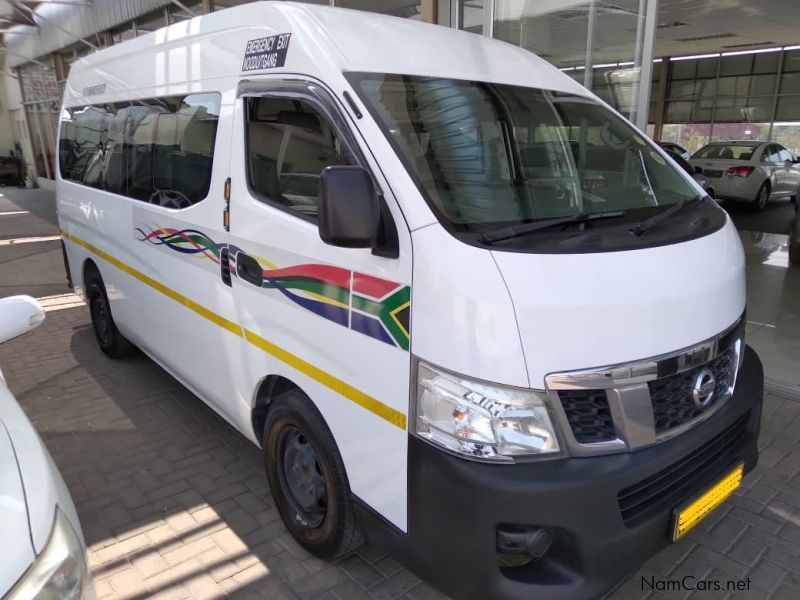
[3,0,800,69]
[654,0,800,57]
[0,1,38,33]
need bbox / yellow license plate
[671,463,744,542]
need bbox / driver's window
[245,96,353,219]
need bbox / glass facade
[11,0,800,180]
[659,48,800,154]
[493,0,658,126]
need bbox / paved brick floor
[1,187,799,600]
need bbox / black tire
[791,243,800,265]
[263,389,362,560]
[85,269,136,359]
[753,182,770,211]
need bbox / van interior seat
[248,121,291,205]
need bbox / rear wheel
[754,182,770,211]
[263,389,362,560]
[86,270,136,359]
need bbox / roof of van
[64,1,588,105]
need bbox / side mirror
[318,166,379,248]
[0,296,45,344]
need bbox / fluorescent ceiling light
[721,47,782,57]
[671,53,720,61]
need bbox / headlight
[7,508,90,600]
[412,361,560,462]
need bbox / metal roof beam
[13,0,98,49]
[169,0,195,17]
[0,44,50,67]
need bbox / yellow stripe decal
[244,329,406,429]
[61,229,406,430]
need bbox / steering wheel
[149,189,192,209]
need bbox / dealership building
[1,0,800,187]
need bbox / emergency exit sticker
[242,33,291,71]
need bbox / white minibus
[57,3,763,599]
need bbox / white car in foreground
[0,296,92,599]
[690,141,800,210]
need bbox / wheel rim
[90,289,112,346]
[277,426,327,529]
[758,187,768,208]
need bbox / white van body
[57,4,763,599]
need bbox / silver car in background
[689,141,800,210]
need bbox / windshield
[693,144,758,160]
[348,73,697,232]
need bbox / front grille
[617,411,749,528]
[559,390,616,444]
[649,349,734,435]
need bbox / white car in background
[690,141,800,210]
[0,296,93,599]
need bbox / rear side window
[778,147,794,163]
[59,93,220,208]
[693,144,758,160]
[245,96,353,220]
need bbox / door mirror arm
[371,195,399,259]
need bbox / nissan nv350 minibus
[56,3,763,599]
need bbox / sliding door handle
[236,252,264,287]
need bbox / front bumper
[356,347,763,600]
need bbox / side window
[59,105,115,186]
[245,96,353,219]
[59,93,221,208]
[763,144,780,164]
[778,147,793,163]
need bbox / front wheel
[86,270,136,359]
[263,389,362,560]
[754,182,770,211]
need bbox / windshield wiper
[629,195,706,237]
[479,210,626,244]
